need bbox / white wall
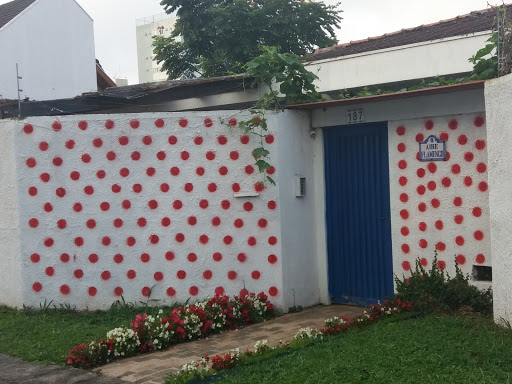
[0,120,23,307]
[0,0,96,101]
[307,34,490,93]
[273,110,319,309]
[485,73,512,324]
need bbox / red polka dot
[437,260,446,270]
[223,235,233,245]
[401,244,410,253]
[177,270,186,279]
[95,170,105,179]
[181,151,190,160]
[52,158,63,167]
[419,239,428,249]
[198,199,208,209]
[454,215,464,224]
[234,218,244,228]
[184,183,193,192]
[472,207,482,217]
[213,252,223,262]
[440,132,449,141]
[227,270,237,280]
[423,120,433,130]
[40,142,49,151]
[269,287,278,297]
[154,272,164,281]
[113,218,123,228]
[159,183,169,193]
[240,135,250,145]
[155,118,165,128]
[105,151,116,161]
[398,160,407,170]
[93,138,103,148]
[74,237,84,246]
[32,282,42,292]
[204,118,213,127]
[168,135,178,145]
[130,120,139,129]
[250,270,261,280]
[88,287,97,296]
[40,173,50,183]
[456,254,466,265]
[418,222,427,231]
[420,258,428,267]
[206,151,216,160]
[114,287,124,296]
[126,236,136,246]
[474,230,484,241]
[60,253,69,263]
[448,119,458,130]
[268,236,278,245]
[199,235,209,244]
[30,253,40,263]
[100,202,109,211]
[26,158,36,168]
[475,140,486,150]
[396,126,406,136]
[455,236,465,246]
[436,242,446,252]
[64,140,74,150]
[161,217,171,227]
[427,181,436,191]
[74,203,83,212]
[402,261,411,271]
[218,166,228,176]
[203,270,212,280]
[45,266,54,276]
[415,133,424,142]
[156,151,166,161]
[476,254,486,264]
[418,203,427,212]
[189,286,199,296]
[474,116,485,127]
[122,200,131,210]
[417,168,426,178]
[194,136,203,145]
[81,154,92,163]
[142,287,151,297]
[165,251,175,261]
[148,200,158,209]
[23,124,34,134]
[434,220,444,230]
[179,118,188,128]
[399,177,408,187]
[85,219,96,229]
[464,152,474,162]
[149,234,160,244]
[247,236,257,246]
[431,198,440,208]
[89,254,99,263]
[74,269,84,279]
[57,219,66,229]
[146,167,156,177]
[457,135,468,145]
[265,134,275,144]
[400,209,409,220]
[268,254,278,264]
[140,253,150,263]
[187,253,197,262]
[175,233,185,242]
[221,200,231,210]
[462,176,473,187]
[137,217,147,227]
[166,287,176,297]
[450,164,460,175]
[44,237,54,247]
[60,285,70,295]
[29,218,39,228]
[399,193,408,203]
[212,217,221,226]
[113,253,124,264]
[397,143,406,153]
[254,182,265,192]
[266,166,276,175]
[453,197,463,207]
[105,120,115,129]
[427,162,437,174]
[400,226,409,236]
[441,177,451,188]
[476,163,487,173]
[169,166,180,176]
[478,182,488,192]
[142,136,152,145]
[29,187,38,196]
[229,151,239,160]
[52,121,62,131]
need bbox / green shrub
[395,252,492,315]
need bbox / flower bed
[167,299,413,383]
[63,292,275,368]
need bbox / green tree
[154,0,342,79]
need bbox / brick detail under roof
[305,4,512,62]
[0,0,36,30]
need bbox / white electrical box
[294,176,306,197]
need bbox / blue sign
[419,135,446,162]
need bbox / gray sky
[1,0,496,84]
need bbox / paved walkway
[95,304,361,384]
[0,353,128,384]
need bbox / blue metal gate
[324,123,393,306]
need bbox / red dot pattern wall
[389,114,490,278]
[17,113,281,309]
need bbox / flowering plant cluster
[64,292,275,368]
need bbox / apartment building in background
[136,13,180,84]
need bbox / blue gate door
[324,123,393,306]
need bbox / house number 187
[346,108,365,124]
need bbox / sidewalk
[94,304,361,384]
[0,353,128,384]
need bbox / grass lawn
[215,315,512,384]
[0,304,177,365]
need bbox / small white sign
[346,108,365,124]
[419,135,446,162]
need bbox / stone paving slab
[95,304,361,384]
[0,353,129,384]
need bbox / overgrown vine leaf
[253,148,270,159]
[255,160,271,173]
[267,176,276,186]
